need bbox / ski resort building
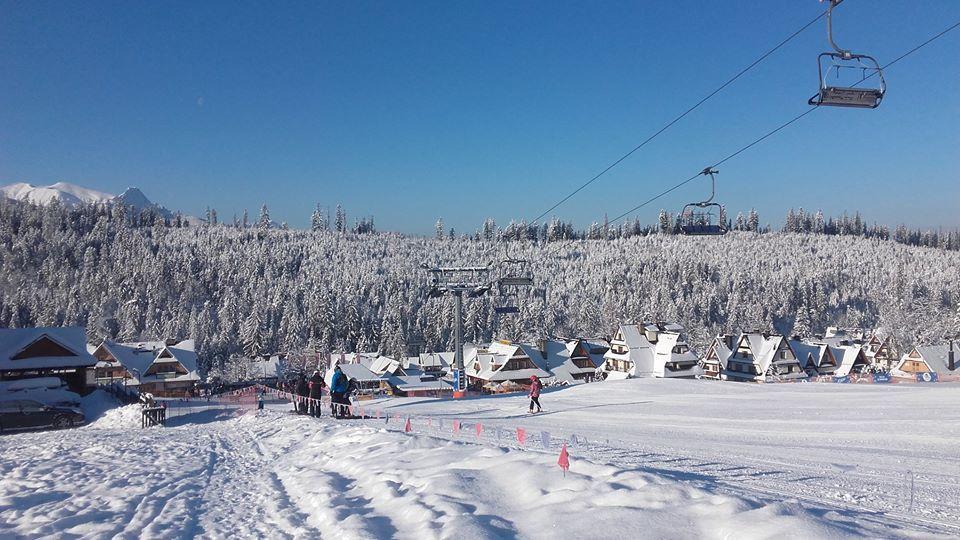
[818,328,894,371]
[0,327,97,394]
[91,339,200,397]
[894,344,958,376]
[862,333,896,370]
[402,352,454,376]
[383,374,453,397]
[465,341,550,391]
[700,334,736,380]
[516,338,604,384]
[722,333,806,382]
[788,340,839,377]
[599,322,700,379]
[327,361,384,395]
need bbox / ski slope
[0,381,958,538]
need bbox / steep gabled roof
[703,336,733,369]
[0,327,97,371]
[900,345,957,374]
[106,339,200,384]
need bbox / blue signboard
[453,369,466,391]
[833,376,850,384]
[916,372,939,383]
[873,373,892,384]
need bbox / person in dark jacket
[329,365,349,418]
[295,375,309,415]
[308,370,325,417]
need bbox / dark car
[0,399,85,433]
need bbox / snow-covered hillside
[1,383,958,538]
[0,181,173,218]
[0,181,113,207]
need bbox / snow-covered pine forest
[0,198,957,376]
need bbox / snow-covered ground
[1,382,958,538]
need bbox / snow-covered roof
[788,340,830,370]
[97,339,200,385]
[467,342,550,382]
[333,363,382,383]
[703,336,734,368]
[900,345,958,374]
[385,375,453,392]
[605,323,697,378]
[0,327,97,371]
[515,339,597,384]
[831,345,867,377]
[370,355,402,376]
[412,352,455,370]
[242,355,283,379]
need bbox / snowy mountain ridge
[0,181,173,218]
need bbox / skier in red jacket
[528,375,542,413]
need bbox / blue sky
[1,1,958,234]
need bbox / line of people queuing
[290,365,356,419]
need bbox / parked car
[0,399,85,432]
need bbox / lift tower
[423,266,492,398]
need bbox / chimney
[537,338,548,360]
[949,340,955,371]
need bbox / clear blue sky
[1,1,958,234]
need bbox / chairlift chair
[493,254,534,315]
[809,0,885,108]
[679,168,727,236]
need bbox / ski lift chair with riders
[679,167,727,236]
[809,0,885,109]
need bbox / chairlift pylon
[679,167,727,236]
[808,0,885,108]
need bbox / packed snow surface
[1,380,958,539]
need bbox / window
[672,345,689,354]
[20,400,45,412]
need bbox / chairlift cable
[526,10,829,227]
[608,20,960,226]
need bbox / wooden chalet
[600,322,700,379]
[895,343,958,377]
[91,339,200,397]
[0,327,97,394]
[722,332,806,382]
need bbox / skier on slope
[295,374,309,415]
[528,375,543,413]
[308,370,326,418]
[329,365,350,418]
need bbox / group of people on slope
[292,365,354,419]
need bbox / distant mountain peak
[0,181,174,219]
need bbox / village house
[700,334,736,380]
[383,374,453,397]
[600,322,700,379]
[861,332,896,370]
[518,338,606,384]
[894,343,958,378]
[91,339,200,397]
[403,351,454,376]
[819,327,895,371]
[722,332,806,382]
[787,339,839,377]
[465,341,550,392]
[327,360,385,395]
[0,327,98,394]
